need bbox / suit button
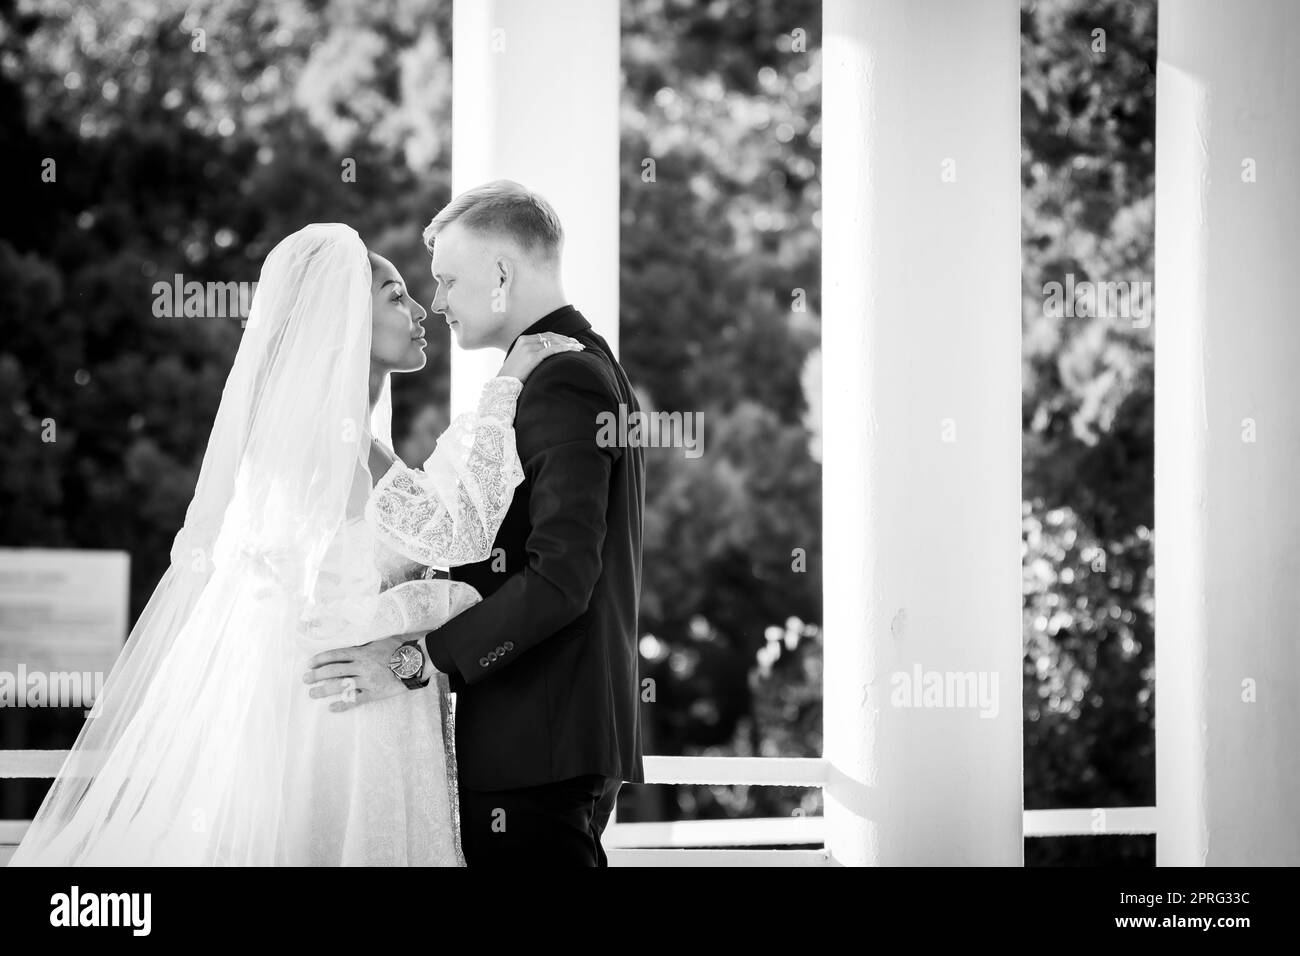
[478,656,490,668]
[487,650,498,662]
[495,644,506,655]
[504,641,515,651]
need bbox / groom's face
[429,221,508,351]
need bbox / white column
[449,0,620,417]
[822,0,1023,865]
[1155,0,1300,866]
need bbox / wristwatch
[389,638,431,690]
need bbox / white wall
[822,0,1024,865]
[1155,0,1300,866]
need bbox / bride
[9,223,582,866]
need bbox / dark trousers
[458,774,621,866]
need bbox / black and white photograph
[0,0,1293,917]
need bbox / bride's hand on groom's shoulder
[499,332,584,383]
[303,634,412,712]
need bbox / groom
[418,181,644,865]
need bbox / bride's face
[368,253,428,373]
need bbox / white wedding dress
[280,375,523,866]
[282,519,473,866]
[9,224,524,867]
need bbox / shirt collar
[508,305,590,353]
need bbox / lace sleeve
[364,376,525,568]
[363,578,483,642]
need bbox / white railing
[1022,806,1158,837]
[0,750,66,778]
[639,755,827,786]
[0,751,1156,866]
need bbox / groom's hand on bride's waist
[302,634,430,712]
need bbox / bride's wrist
[478,376,523,419]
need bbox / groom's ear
[494,256,513,289]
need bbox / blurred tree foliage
[0,0,457,599]
[1,0,1156,860]
[619,0,824,823]
[1020,0,1155,865]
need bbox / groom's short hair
[424,180,564,266]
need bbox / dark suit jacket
[425,305,647,791]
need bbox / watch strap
[396,638,431,690]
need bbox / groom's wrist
[389,636,433,690]
[417,636,436,685]
[423,632,458,680]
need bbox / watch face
[390,644,423,680]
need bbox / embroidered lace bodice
[298,375,524,644]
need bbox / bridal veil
[11,223,388,865]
